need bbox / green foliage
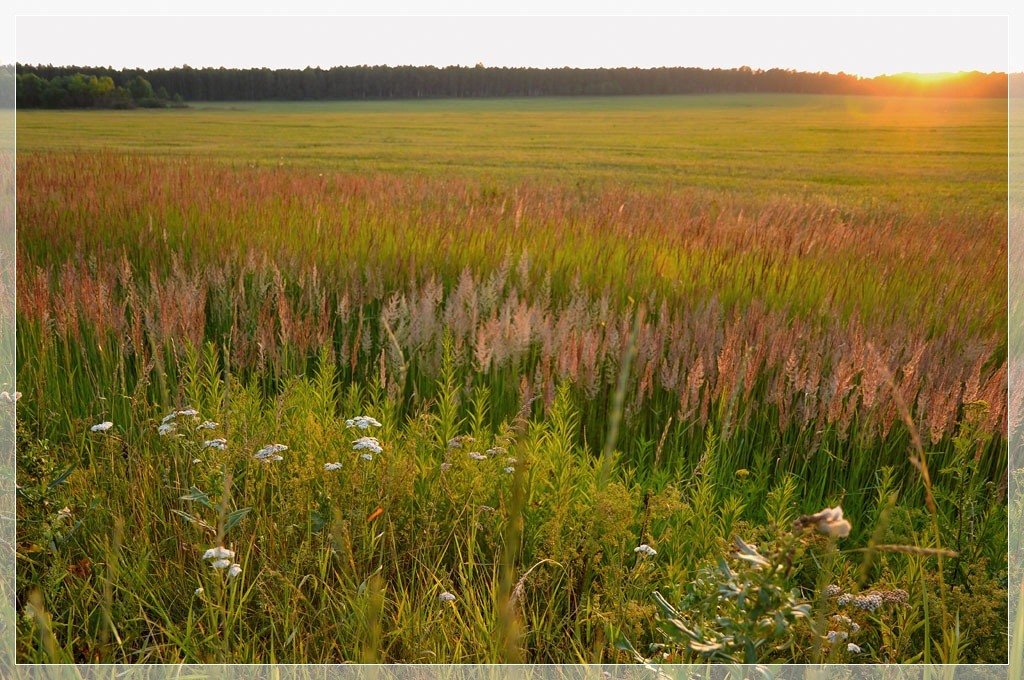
[646,536,813,664]
[14,363,1008,663]
[16,72,182,109]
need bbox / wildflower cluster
[826,613,863,655]
[202,545,242,580]
[254,443,287,462]
[352,436,382,459]
[833,588,907,612]
[345,415,382,430]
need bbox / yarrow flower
[202,546,235,561]
[852,593,884,612]
[345,415,382,430]
[826,630,849,643]
[90,421,113,433]
[634,544,657,557]
[504,466,515,474]
[847,643,862,654]
[352,437,383,455]
[211,558,231,569]
[360,453,373,461]
[447,436,474,450]
[158,422,177,436]
[880,588,909,605]
[324,462,343,471]
[196,421,219,431]
[486,447,507,457]
[203,438,228,451]
[468,451,487,461]
[438,591,456,602]
[795,506,851,538]
[163,407,199,424]
[227,563,242,579]
[194,587,204,596]
[255,443,288,461]
[825,584,842,598]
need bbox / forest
[14,63,1008,104]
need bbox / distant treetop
[16,70,185,109]
[15,64,1008,103]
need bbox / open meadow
[12,95,1011,664]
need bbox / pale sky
[13,15,1012,77]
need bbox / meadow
[11,95,1012,664]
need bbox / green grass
[12,94,1011,664]
[16,94,1007,209]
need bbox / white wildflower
[468,451,486,460]
[255,443,288,460]
[194,587,204,596]
[438,591,456,602]
[177,408,199,417]
[345,415,382,430]
[203,438,228,451]
[352,437,383,455]
[210,558,231,569]
[634,544,657,557]
[192,458,201,464]
[847,643,862,654]
[486,446,507,456]
[158,422,177,436]
[90,421,113,433]
[324,462,343,471]
[196,421,219,431]
[826,630,848,643]
[853,593,883,612]
[504,466,515,474]
[202,546,235,560]
[160,411,178,425]
[227,563,242,579]
[360,453,373,461]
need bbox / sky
[13,15,1012,77]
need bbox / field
[12,95,1012,664]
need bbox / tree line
[15,64,1008,103]
[15,71,185,109]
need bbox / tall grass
[13,347,1010,663]
[12,96,1011,663]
